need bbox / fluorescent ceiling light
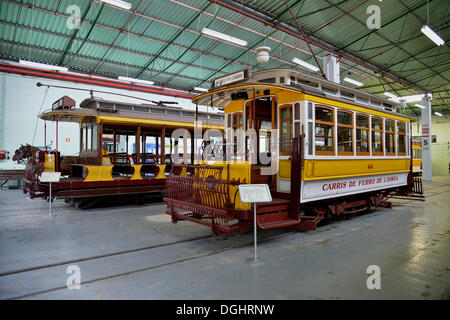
[194,87,208,92]
[414,104,426,109]
[343,77,363,87]
[100,0,132,10]
[19,60,68,72]
[202,28,247,47]
[398,94,426,103]
[118,76,154,85]
[421,25,445,46]
[434,112,443,117]
[383,92,397,99]
[292,57,319,72]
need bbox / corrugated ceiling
[0,0,448,115]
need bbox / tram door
[277,102,301,193]
[245,96,277,191]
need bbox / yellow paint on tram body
[83,165,114,182]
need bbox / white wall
[0,71,204,170]
[411,115,450,175]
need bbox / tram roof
[193,68,415,120]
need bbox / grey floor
[0,176,449,300]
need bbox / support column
[155,134,159,162]
[97,121,103,164]
[136,124,141,164]
[161,126,166,164]
[421,96,432,181]
[113,130,116,153]
[79,125,83,154]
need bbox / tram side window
[280,104,292,154]
[232,112,243,130]
[397,122,406,155]
[337,110,353,155]
[356,114,369,155]
[413,148,422,159]
[315,106,334,155]
[232,112,243,154]
[371,117,384,155]
[86,125,92,151]
[385,120,395,155]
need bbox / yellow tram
[21,95,224,208]
[412,139,422,175]
[164,68,418,235]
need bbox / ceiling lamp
[100,0,132,10]
[292,57,319,72]
[434,112,443,117]
[118,76,154,85]
[202,28,247,47]
[343,77,363,87]
[19,60,68,72]
[421,25,445,46]
[414,104,426,109]
[194,87,208,92]
[255,46,271,64]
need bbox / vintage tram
[412,139,423,175]
[21,95,224,208]
[164,68,421,235]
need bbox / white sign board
[40,172,61,183]
[238,184,272,203]
[301,172,408,203]
[213,70,245,88]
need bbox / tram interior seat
[110,153,134,177]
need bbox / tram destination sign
[211,68,250,89]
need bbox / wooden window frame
[279,104,293,155]
[385,119,396,156]
[397,121,407,156]
[315,105,335,156]
[355,113,370,156]
[371,116,384,156]
[232,112,243,130]
[337,110,354,156]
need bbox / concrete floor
[0,177,449,300]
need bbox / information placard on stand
[238,184,272,265]
[40,172,61,218]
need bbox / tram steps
[256,199,300,229]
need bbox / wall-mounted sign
[211,68,250,88]
[432,135,437,143]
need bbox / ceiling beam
[134,2,212,78]
[210,0,430,94]
[322,0,448,86]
